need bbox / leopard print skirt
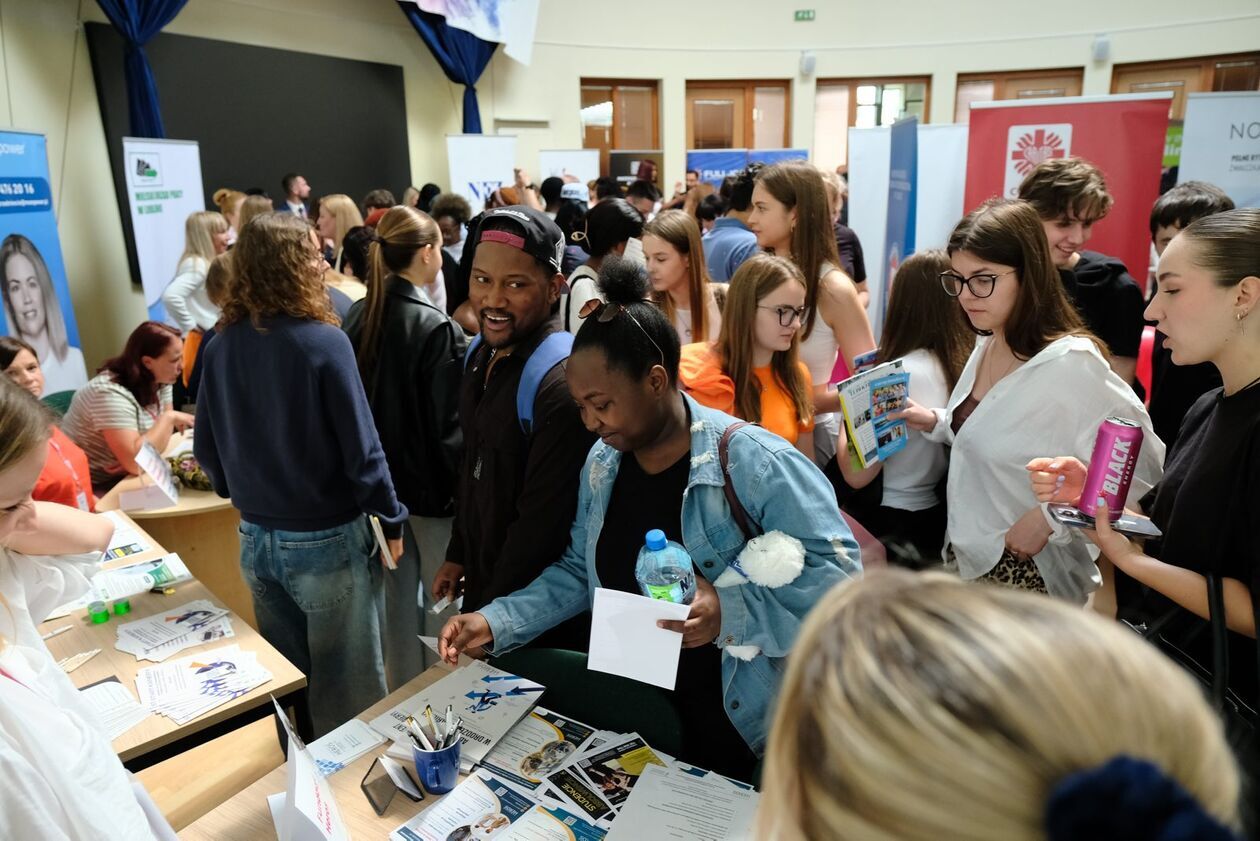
[943,546,1049,595]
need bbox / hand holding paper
[588,588,690,690]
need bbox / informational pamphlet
[268,697,349,841]
[604,764,759,840]
[390,770,538,841]
[480,707,597,792]
[545,734,668,825]
[836,358,909,469]
[136,644,271,724]
[308,718,388,776]
[369,660,544,773]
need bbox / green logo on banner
[1164,123,1183,169]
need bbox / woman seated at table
[757,570,1243,839]
[678,254,815,459]
[0,376,177,840]
[61,321,193,493]
[0,336,95,511]
[438,259,860,780]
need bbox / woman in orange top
[679,254,816,458]
[0,336,95,511]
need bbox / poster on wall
[1179,92,1260,208]
[965,93,1170,294]
[447,134,517,215]
[0,129,88,394]
[538,149,600,186]
[609,150,664,186]
[881,117,919,338]
[122,137,207,322]
[686,150,749,189]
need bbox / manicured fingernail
[1056,475,1065,485]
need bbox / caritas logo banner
[965,94,1170,293]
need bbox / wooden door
[686,87,746,149]
[1000,72,1083,101]
[1111,63,1206,120]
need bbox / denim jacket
[478,395,861,754]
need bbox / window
[954,68,1084,124]
[685,80,791,150]
[581,79,660,174]
[1111,52,1260,120]
[813,77,930,170]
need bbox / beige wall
[1,0,1257,365]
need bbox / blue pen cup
[413,738,462,795]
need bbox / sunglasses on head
[578,298,665,365]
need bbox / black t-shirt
[1059,250,1145,358]
[1140,383,1260,702]
[594,450,756,780]
[833,222,867,283]
[1148,330,1222,447]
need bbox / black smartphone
[1047,504,1162,539]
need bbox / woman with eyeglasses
[678,254,815,457]
[893,199,1161,603]
[437,257,859,780]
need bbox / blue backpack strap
[517,332,574,435]
[463,333,484,370]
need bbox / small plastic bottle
[634,529,696,605]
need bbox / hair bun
[597,255,649,306]
[1045,756,1238,841]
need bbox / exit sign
[794,9,815,21]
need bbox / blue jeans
[238,517,387,737]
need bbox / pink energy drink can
[1079,417,1144,521]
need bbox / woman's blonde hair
[320,194,365,257]
[642,210,716,342]
[355,206,441,386]
[0,373,52,477]
[220,213,335,328]
[0,234,70,361]
[213,188,246,221]
[758,570,1241,840]
[177,211,227,269]
[237,195,274,233]
[204,253,234,308]
[717,254,812,425]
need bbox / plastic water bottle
[635,529,696,605]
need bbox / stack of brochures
[114,598,234,662]
[135,643,272,725]
[44,553,193,622]
[836,358,910,469]
[385,678,759,840]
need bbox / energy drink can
[1079,417,1144,522]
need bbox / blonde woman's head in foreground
[759,570,1241,841]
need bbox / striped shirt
[61,373,172,489]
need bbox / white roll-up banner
[447,134,518,215]
[1179,91,1260,208]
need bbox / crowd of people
[1,158,1257,839]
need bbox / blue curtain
[398,3,498,133]
[95,0,189,138]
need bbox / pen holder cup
[413,738,461,795]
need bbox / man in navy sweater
[194,212,406,737]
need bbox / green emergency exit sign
[794,9,815,21]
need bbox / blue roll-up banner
[0,129,88,394]
[881,117,918,334]
[747,148,809,166]
[686,149,750,188]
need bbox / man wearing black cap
[432,206,596,642]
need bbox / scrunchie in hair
[1045,756,1240,841]
[367,230,384,244]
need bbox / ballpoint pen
[406,715,435,751]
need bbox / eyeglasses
[757,305,806,327]
[579,298,666,365]
[939,269,1016,299]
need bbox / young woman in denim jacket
[439,258,861,778]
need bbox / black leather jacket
[343,275,467,517]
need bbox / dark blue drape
[398,3,498,134]
[95,0,189,138]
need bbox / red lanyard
[0,663,29,691]
[47,436,89,505]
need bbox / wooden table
[99,478,255,629]
[182,663,457,840]
[37,514,306,771]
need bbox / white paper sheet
[604,764,759,841]
[309,718,387,776]
[79,678,150,740]
[101,510,154,560]
[587,589,690,690]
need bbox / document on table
[79,676,150,740]
[101,510,154,560]
[136,644,272,724]
[308,718,387,776]
[48,554,194,621]
[604,764,759,841]
[115,598,230,657]
[479,706,598,792]
[587,588,690,690]
[389,769,541,841]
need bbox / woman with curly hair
[193,211,407,736]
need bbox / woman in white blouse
[0,377,175,840]
[161,211,229,335]
[896,199,1162,603]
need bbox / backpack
[463,331,574,435]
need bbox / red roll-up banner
[964,93,1171,293]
